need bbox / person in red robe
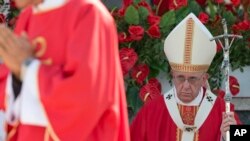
[0,0,130,141]
[130,13,241,141]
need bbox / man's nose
[183,79,191,88]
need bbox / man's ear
[202,73,209,87]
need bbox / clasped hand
[0,24,33,79]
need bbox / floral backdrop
[1,0,250,119]
[0,0,18,28]
[112,0,250,119]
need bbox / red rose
[147,15,161,25]
[131,64,150,85]
[232,21,250,32]
[231,0,240,6]
[168,0,188,10]
[0,14,6,23]
[214,0,224,4]
[147,25,161,38]
[122,0,133,7]
[128,25,145,41]
[119,48,138,75]
[139,83,161,103]
[229,76,240,96]
[118,7,126,17]
[153,0,187,15]
[198,12,209,24]
[148,78,162,92]
[196,0,207,6]
[10,1,17,9]
[138,1,153,14]
[118,32,127,43]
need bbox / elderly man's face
[172,70,208,103]
[14,0,43,9]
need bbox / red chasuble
[0,0,130,141]
[130,91,241,141]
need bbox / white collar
[33,0,67,13]
[173,87,203,106]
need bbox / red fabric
[0,64,8,110]
[130,91,241,141]
[10,0,130,140]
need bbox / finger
[0,25,17,49]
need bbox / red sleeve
[37,2,129,141]
[0,64,8,110]
[130,105,147,141]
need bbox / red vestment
[130,90,241,141]
[0,0,130,141]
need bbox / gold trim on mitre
[169,62,209,72]
[184,18,194,64]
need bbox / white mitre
[164,13,216,73]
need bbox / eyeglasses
[173,75,203,85]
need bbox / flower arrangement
[0,0,19,28]
[112,0,250,118]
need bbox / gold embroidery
[184,18,194,64]
[32,36,53,65]
[170,62,209,72]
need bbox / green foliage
[125,5,139,25]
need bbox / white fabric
[33,0,67,13]
[5,74,21,125]
[173,87,203,106]
[5,60,48,126]
[163,88,217,141]
[19,60,48,126]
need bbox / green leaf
[207,1,216,18]
[134,0,141,5]
[222,11,236,27]
[138,7,149,21]
[125,5,139,25]
[159,11,176,33]
[126,86,143,114]
[175,7,190,23]
[188,0,202,15]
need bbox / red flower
[147,15,161,25]
[214,0,224,4]
[232,20,250,32]
[128,25,145,41]
[139,83,161,103]
[213,89,225,98]
[216,43,223,52]
[196,0,207,6]
[131,64,150,85]
[118,32,131,43]
[148,78,162,92]
[168,0,188,10]
[119,48,138,75]
[147,25,161,38]
[231,0,240,6]
[138,1,153,14]
[198,12,209,24]
[153,0,187,15]
[229,76,240,96]
[118,7,126,17]
[0,14,6,23]
[10,1,17,9]
[122,0,133,7]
